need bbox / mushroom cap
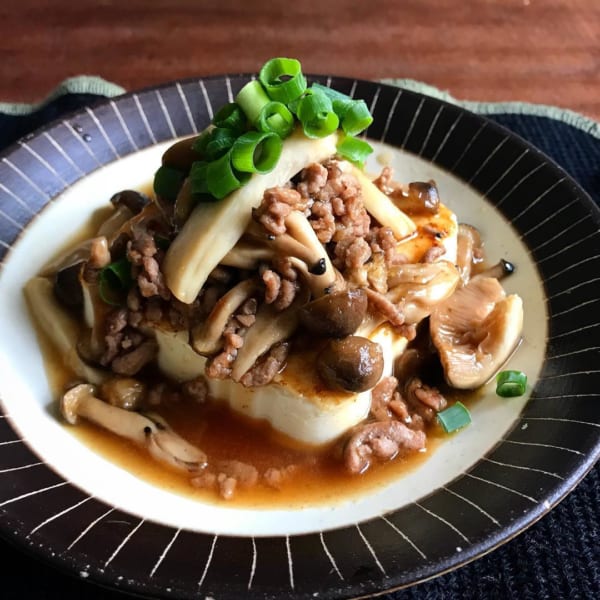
[430,276,523,389]
[60,383,97,425]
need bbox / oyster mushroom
[61,384,207,473]
[429,276,524,389]
[386,260,461,324]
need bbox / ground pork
[239,342,289,387]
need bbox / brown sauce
[35,317,457,508]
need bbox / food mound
[25,59,524,501]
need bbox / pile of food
[26,59,525,501]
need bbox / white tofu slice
[154,324,407,446]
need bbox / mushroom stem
[61,384,207,473]
[192,278,258,355]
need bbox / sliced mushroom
[61,384,207,473]
[192,279,258,355]
[392,181,440,216]
[429,276,524,389]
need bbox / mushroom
[230,286,309,382]
[456,223,483,284]
[251,209,342,297]
[339,161,416,240]
[391,181,440,216]
[299,288,368,337]
[53,262,84,309]
[317,335,384,392]
[429,276,524,389]
[61,384,207,473]
[386,260,461,324]
[191,279,258,355]
[163,130,339,303]
[161,136,203,172]
[100,377,146,410]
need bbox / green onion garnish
[257,101,294,138]
[236,80,272,125]
[191,129,212,155]
[437,402,472,433]
[204,127,238,160]
[99,257,133,305]
[189,161,210,196]
[212,102,246,133]
[297,89,339,138]
[496,370,527,397]
[153,165,185,202]
[339,100,373,136]
[336,135,374,167]
[311,82,352,103]
[231,131,282,174]
[206,151,250,200]
[259,57,307,104]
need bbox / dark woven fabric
[0,95,598,600]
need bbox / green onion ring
[257,101,294,138]
[311,82,352,103]
[340,100,373,136]
[204,127,238,160]
[259,57,307,104]
[191,129,212,155]
[206,151,250,200]
[153,165,186,202]
[437,402,472,433]
[297,89,339,139]
[99,257,133,306]
[189,161,210,196]
[496,370,528,397]
[212,102,246,132]
[235,80,271,125]
[336,135,373,167]
[231,131,282,174]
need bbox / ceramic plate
[0,76,599,599]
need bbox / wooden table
[2,0,599,120]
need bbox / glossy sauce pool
[38,317,456,508]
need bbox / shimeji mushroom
[192,279,258,355]
[61,384,207,473]
[429,276,524,389]
[230,287,310,382]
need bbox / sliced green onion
[212,102,246,132]
[336,135,373,167]
[297,89,339,138]
[153,165,185,202]
[191,129,212,156]
[189,161,210,195]
[99,257,132,305]
[206,151,250,200]
[437,402,472,433]
[236,80,271,125]
[311,82,352,103]
[231,131,282,174]
[205,127,237,160]
[340,100,373,136]
[259,57,307,104]
[257,101,294,138]
[496,370,527,397]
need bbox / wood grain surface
[2,1,599,118]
